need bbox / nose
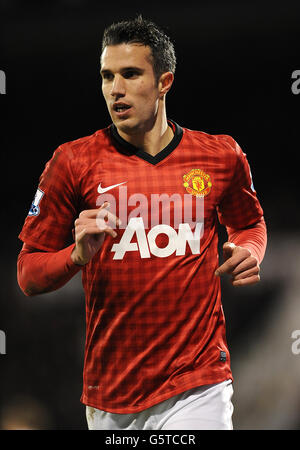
[110,74,125,98]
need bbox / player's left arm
[215,216,267,286]
[215,135,267,287]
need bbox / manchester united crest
[183,169,212,197]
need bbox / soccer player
[17,16,267,430]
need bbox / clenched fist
[71,202,121,266]
[215,242,260,287]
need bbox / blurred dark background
[1,0,300,430]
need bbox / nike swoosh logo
[97,181,127,194]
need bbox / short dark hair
[101,15,176,80]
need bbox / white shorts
[86,379,234,430]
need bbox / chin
[117,117,156,136]
[115,119,141,135]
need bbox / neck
[117,110,174,157]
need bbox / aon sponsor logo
[111,217,203,260]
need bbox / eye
[123,70,139,79]
[101,72,113,81]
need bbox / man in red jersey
[17,16,267,430]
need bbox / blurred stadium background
[1,0,300,430]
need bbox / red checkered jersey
[19,120,264,413]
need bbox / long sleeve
[17,243,81,297]
[225,216,267,264]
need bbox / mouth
[112,102,132,117]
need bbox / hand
[215,242,260,287]
[71,202,121,266]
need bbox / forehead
[101,43,153,70]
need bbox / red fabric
[17,220,267,297]
[17,243,81,296]
[18,121,265,413]
[226,217,267,263]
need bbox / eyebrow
[100,66,144,75]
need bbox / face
[100,43,162,135]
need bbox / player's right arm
[17,143,120,296]
[17,202,120,296]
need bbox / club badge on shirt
[183,169,212,197]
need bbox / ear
[158,72,174,98]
